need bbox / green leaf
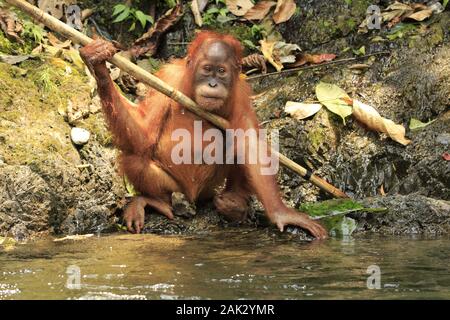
[135,10,148,29]
[443,0,449,9]
[123,175,140,196]
[217,14,235,24]
[219,8,229,16]
[243,39,257,50]
[409,118,436,130]
[129,21,136,31]
[207,7,220,14]
[112,4,127,16]
[145,14,154,25]
[299,199,386,237]
[300,199,364,218]
[330,216,357,237]
[353,45,366,56]
[113,7,131,23]
[315,82,353,124]
[387,23,416,40]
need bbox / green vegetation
[0,59,93,165]
[202,1,234,27]
[22,20,46,44]
[112,3,154,31]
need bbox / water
[1,230,449,299]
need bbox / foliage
[386,23,417,41]
[240,24,265,49]
[202,3,235,27]
[22,20,46,44]
[300,199,364,218]
[148,57,162,73]
[300,199,386,237]
[409,118,436,130]
[112,4,154,31]
[164,0,178,8]
[31,65,62,93]
[315,82,353,124]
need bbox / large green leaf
[300,199,364,218]
[409,118,436,130]
[112,4,127,16]
[123,175,140,196]
[113,7,131,23]
[330,216,357,237]
[300,199,386,237]
[315,82,353,124]
[135,10,148,29]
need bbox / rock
[436,133,450,145]
[356,195,450,235]
[172,192,196,218]
[71,127,91,145]
[0,165,52,238]
[136,82,149,98]
[0,60,124,240]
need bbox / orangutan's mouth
[201,95,223,101]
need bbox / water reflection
[0,231,449,299]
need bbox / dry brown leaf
[260,39,283,72]
[359,2,415,32]
[292,53,336,67]
[191,0,203,26]
[360,1,433,32]
[349,63,370,70]
[352,99,411,146]
[130,3,183,58]
[284,102,322,120]
[0,54,32,65]
[226,0,254,16]
[386,2,413,11]
[197,0,209,11]
[0,8,23,43]
[242,53,267,74]
[31,44,44,55]
[406,9,433,21]
[244,1,276,20]
[273,0,296,24]
[38,0,76,20]
[380,185,386,196]
[411,3,429,10]
[47,32,72,48]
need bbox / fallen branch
[6,0,349,199]
[247,51,390,81]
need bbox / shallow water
[1,230,449,300]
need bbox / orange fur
[79,31,327,238]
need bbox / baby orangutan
[79,31,327,239]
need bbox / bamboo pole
[6,0,349,199]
